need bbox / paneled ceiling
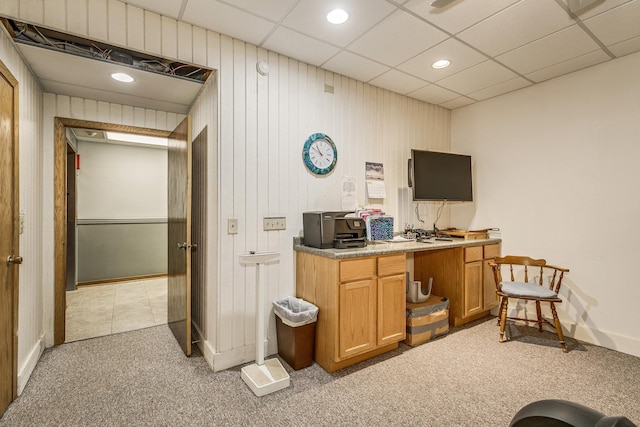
[9,0,640,110]
[118,0,640,109]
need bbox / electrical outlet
[228,218,238,234]
[263,217,286,231]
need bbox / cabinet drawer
[377,254,406,277]
[484,243,500,260]
[340,257,375,282]
[465,246,483,263]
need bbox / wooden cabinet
[338,280,376,358]
[296,252,406,372]
[463,259,484,318]
[376,255,406,346]
[414,242,500,326]
[483,244,501,310]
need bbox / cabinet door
[483,259,500,310]
[377,274,406,346]
[463,261,483,318]
[339,279,376,359]
[483,243,501,310]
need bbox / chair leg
[535,301,543,332]
[549,302,567,353]
[497,297,506,326]
[499,297,509,343]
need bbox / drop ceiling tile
[437,60,517,94]
[217,0,299,22]
[608,34,640,57]
[282,0,396,47]
[263,27,340,66]
[182,0,275,45]
[440,96,476,109]
[457,1,574,56]
[583,0,640,46]
[119,0,183,18]
[497,25,600,75]
[405,0,519,35]
[322,51,390,83]
[368,69,428,94]
[407,84,459,105]
[562,0,631,19]
[525,49,610,82]
[468,77,531,101]
[397,38,487,82]
[348,10,448,67]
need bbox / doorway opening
[54,118,173,345]
[64,126,170,342]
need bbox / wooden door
[65,143,77,291]
[377,274,406,346]
[0,60,19,416]
[338,279,376,359]
[167,116,193,356]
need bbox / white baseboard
[17,334,46,395]
[566,322,640,357]
[202,338,278,372]
[44,330,55,348]
[503,304,640,357]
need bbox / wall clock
[302,133,338,175]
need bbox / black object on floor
[510,399,637,427]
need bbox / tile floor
[65,277,168,343]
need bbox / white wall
[451,51,640,357]
[0,0,451,376]
[77,141,167,220]
[10,0,637,379]
[0,24,44,394]
[211,40,450,370]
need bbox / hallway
[65,277,168,342]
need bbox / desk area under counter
[294,237,501,372]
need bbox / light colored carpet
[1,317,638,426]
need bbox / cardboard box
[404,295,450,347]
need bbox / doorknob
[7,255,23,266]
[177,243,198,250]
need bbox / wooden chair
[488,256,570,352]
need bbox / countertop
[293,237,501,259]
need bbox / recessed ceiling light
[111,72,134,83]
[432,59,451,69]
[327,9,349,24]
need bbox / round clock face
[302,133,337,175]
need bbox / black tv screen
[409,149,472,201]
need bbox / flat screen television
[408,149,473,201]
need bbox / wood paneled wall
[212,42,451,367]
[0,23,44,394]
[0,0,450,371]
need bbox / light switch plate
[263,217,286,231]
[228,218,238,234]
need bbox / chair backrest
[490,256,569,294]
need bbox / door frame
[0,58,19,412]
[53,118,171,345]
